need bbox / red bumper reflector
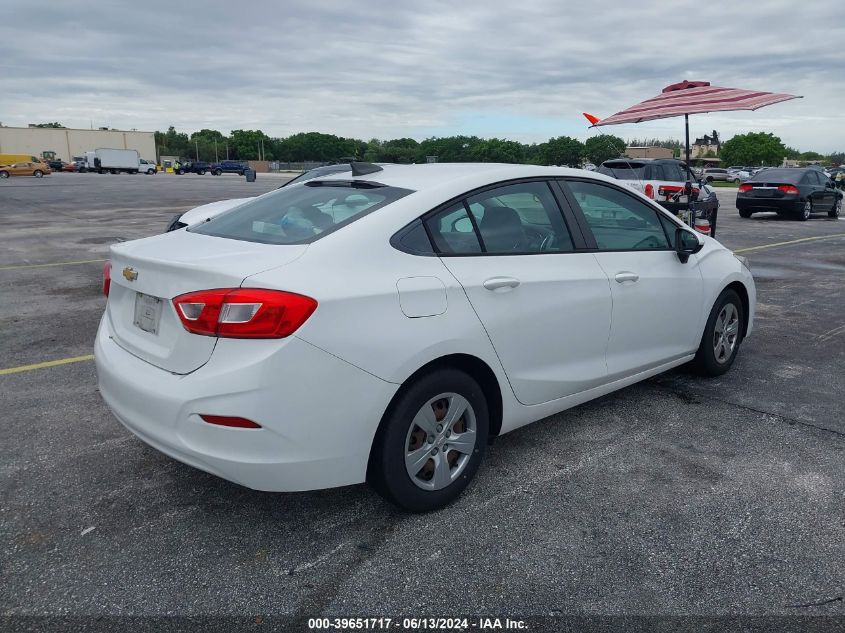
[102,260,111,297]
[199,414,262,429]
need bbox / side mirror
[675,227,703,263]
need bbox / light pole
[214,139,218,162]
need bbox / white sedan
[95,163,755,511]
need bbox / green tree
[537,136,584,166]
[155,126,191,159]
[377,138,420,163]
[467,138,525,163]
[29,122,65,128]
[798,150,823,162]
[584,134,625,165]
[828,152,845,166]
[719,132,787,167]
[229,129,273,160]
[418,136,485,162]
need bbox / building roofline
[0,126,155,133]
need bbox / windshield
[189,181,413,244]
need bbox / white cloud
[2,0,843,151]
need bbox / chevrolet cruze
[95,163,755,511]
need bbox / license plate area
[133,292,163,334]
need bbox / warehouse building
[0,126,156,163]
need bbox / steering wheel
[631,235,663,249]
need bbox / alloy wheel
[803,200,812,220]
[404,392,477,491]
[713,303,740,364]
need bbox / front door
[562,179,705,380]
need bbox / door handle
[483,277,521,292]
[614,272,639,283]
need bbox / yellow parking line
[735,233,845,254]
[0,259,105,271]
[0,354,95,376]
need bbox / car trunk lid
[106,230,307,374]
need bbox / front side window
[190,181,412,244]
[566,181,670,251]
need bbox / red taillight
[200,414,261,429]
[778,184,799,195]
[644,183,654,199]
[102,260,111,297]
[172,288,317,339]
[738,184,753,193]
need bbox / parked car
[702,168,735,183]
[737,167,842,220]
[46,159,65,171]
[61,161,78,172]
[97,162,756,511]
[0,161,51,178]
[210,160,248,175]
[598,158,700,215]
[165,163,368,231]
[176,160,209,175]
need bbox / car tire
[238,170,244,176]
[738,208,752,218]
[213,169,222,176]
[829,198,841,219]
[799,199,812,221]
[198,170,206,175]
[692,288,744,377]
[368,369,489,512]
[33,170,43,178]
[706,176,714,183]
[147,169,155,175]
[0,171,9,179]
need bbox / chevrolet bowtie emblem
[122,267,138,282]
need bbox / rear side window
[426,203,483,254]
[567,181,670,251]
[424,181,573,255]
[190,182,412,244]
[598,162,645,180]
[465,182,573,253]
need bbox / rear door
[561,179,705,380]
[424,179,612,406]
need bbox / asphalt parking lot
[1,173,843,628]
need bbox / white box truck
[83,148,141,174]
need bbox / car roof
[308,162,600,192]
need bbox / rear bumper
[94,316,398,491]
[736,197,802,213]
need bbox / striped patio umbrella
[591,80,801,169]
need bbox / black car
[176,160,210,175]
[210,160,248,175]
[737,168,842,221]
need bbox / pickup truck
[175,160,209,175]
[210,160,248,175]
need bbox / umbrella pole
[685,113,693,227]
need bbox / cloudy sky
[3,1,844,151]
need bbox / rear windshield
[189,181,413,244]
[749,169,800,182]
[598,162,645,179]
